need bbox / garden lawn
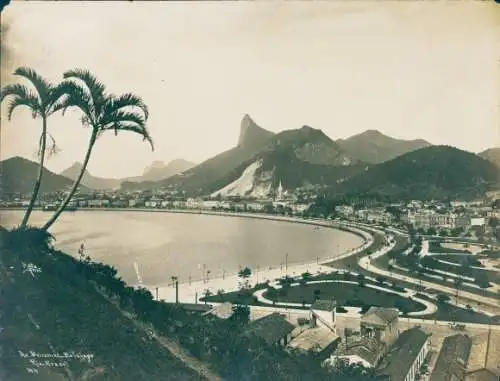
[263,282,426,314]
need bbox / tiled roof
[311,299,337,312]
[288,326,339,353]
[377,328,430,381]
[431,334,472,381]
[335,337,385,366]
[244,313,295,345]
[362,307,399,326]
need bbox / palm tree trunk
[20,116,48,229]
[42,130,97,232]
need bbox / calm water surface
[1,210,363,286]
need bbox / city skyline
[1,1,499,178]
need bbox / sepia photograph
[1,0,500,380]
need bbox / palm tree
[42,69,153,231]
[0,67,70,228]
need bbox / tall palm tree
[0,67,70,229]
[41,69,153,231]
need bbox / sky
[1,1,499,179]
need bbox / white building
[87,199,110,207]
[470,217,486,227]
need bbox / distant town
[3,186,499,244]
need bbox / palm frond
[6,96,41,120]
[54,82,94,122]
[63,69,106,118]
[102,110,146,128]
[0,84,39,104]
[103,93,149,120]
[46,81,75,115]
[106,121,154,151]
[13,67,51,107]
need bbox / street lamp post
[171,276,179,304]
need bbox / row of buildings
[197,299,432,381]
[334,200,499,233]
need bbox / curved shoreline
[1,206,372,264]
[2,207,375,286]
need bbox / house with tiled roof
[327,335,386,368]
[244,313,296,347]
[361,307,400,348]
[377,327,431,381]
[431,334,472,381]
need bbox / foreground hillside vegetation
[0,227,384,381]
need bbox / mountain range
[335,129,431,164]
[332,145,500,201]
[0,156,90,196]
[479,148,500,168]
[60,159,196,190]
[121,114,438,197]
[3,114,499,200]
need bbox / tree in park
[42,69,153,231]
[436,293,450,304]
[0,67,71,228]
[238,266,252,291]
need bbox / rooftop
[377,328,430,381]
[244,313,295,345]
[288,326,339,353]
[361,307,399,327]
[431,334,472,381]
[203,302,234,320]
[334,336,386,366]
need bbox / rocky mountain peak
[237,114,274,149]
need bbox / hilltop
[60,162,121,190]
[479,147,500,168]
[122,114,276,194]
[336,130,431,164]
[333,145,500,200]
[0,157,89,196]
[60,159,196,190]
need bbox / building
[244,313,296,347]
[335,205,355,217]
[406,210,470,230]
[203,302,235,320]
[431,334,472,381]
[361,307,400,348]
[377,327,431,381]
[290,326,340,361]
[310,299,337,333]
[470,217,486,227]
[327,335,386,368]
[326,307,399,369]
[87,199,110,208]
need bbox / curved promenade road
[358,242,500,311]
[252,279,437,316]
